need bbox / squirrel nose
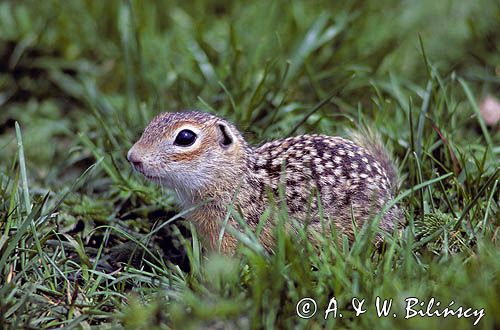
[127,149,143,170]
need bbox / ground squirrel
[127,111,401,253]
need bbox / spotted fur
[128,111,402,254]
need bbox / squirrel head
[127,111,249,202]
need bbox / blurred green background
[1,0,498,170]
[0,0,498,329]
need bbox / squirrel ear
[217,123,233,148]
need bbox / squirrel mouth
[131,165,158,180]
[143,173,160,180]
[133,168,160,181]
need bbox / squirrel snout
[127,148,143,170]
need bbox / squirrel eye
[174,129,197,146]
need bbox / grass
[0,0,499,329]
